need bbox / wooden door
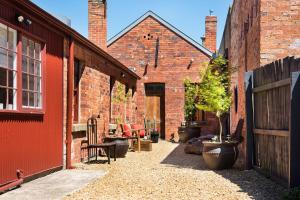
[145,84,165,139]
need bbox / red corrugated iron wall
[0,0,64,186]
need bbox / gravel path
[65,141,286,200]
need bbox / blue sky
[31,0,232,47]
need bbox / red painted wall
[0,0,63,185]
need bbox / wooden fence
[245,57,300,188]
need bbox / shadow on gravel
[160,142,286,200]
[160,143,207,170]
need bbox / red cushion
[122,124,132,137]
[131,124,145,137]
[138,125,145,137]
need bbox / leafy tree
[196,56,232,142]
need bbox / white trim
[107,11,213,57]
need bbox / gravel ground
[65,141,286,200]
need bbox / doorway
[145,83,165,139]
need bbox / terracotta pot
[202,141,238,170]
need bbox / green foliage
[196,56,232,118]
[282,187,300,200]
[195,56,232,142]
[112,83,126,104]
[184,78,200,121]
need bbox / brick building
[0,0,139,188]
[95,10,220,140]
[219,0,300,169]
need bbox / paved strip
[0,169,107,200]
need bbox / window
[0,23,17,110]
[22,36,42,109]
[0,22,44,113]
[73,59,83,122]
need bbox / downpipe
[0,170,24,194]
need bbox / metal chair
[82,116,117,164]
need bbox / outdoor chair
[81,116,117,164]
[120,123,142,152]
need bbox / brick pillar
[88,0,107,51]
[204,16,217,53]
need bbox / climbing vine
[184,78,200,122]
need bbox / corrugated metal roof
[107,11,213,57]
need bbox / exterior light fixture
[121,73,126,78]
[187,58,194,70]
[25,19,32,25]
[16,14,32,26]
[16,15,24,23]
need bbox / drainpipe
[0,170,24,193]
[66,38,74,169]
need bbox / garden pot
[151,135,159,143]
[178,126,201,143]
[202,141,238,170]
[104,137,129,158]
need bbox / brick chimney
[204,15,217,53]
[88,0,107,51]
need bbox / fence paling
[246,56,300,188]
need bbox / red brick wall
[108,16,218,140]
[205,16,217,52]
[226,0,300,169]
[63,42,111,164]
[88,0,107,51]
[260,0,300,65]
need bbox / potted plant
[196,56,238,170]
[150,130,159,143]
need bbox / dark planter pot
[104,137,129,158]
[202,141,238,170]
[151,135,159,143]
[178,126,201,143]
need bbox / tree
[196,56,232,142]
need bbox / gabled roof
[107,11,213,57]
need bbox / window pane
[8,52,16,70]
[29,40,34,58]
[0,87,6,109]
[22,56,28,72]
[29,59,34,74]
[0,68,6,87]
[35,43,41,60]
[8,70,16,88]
[37,93,42,108]
[22,73,28,90]
[8,89,16,110]
[0,48,7,68]
[35,77,39,92]
[0,24,7,48]
[35,61,41,76]
[22,37,28,55]
[22,91,28,106]
[29,92,34,107]
[29,75,34,90]
[8,28,16,51]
